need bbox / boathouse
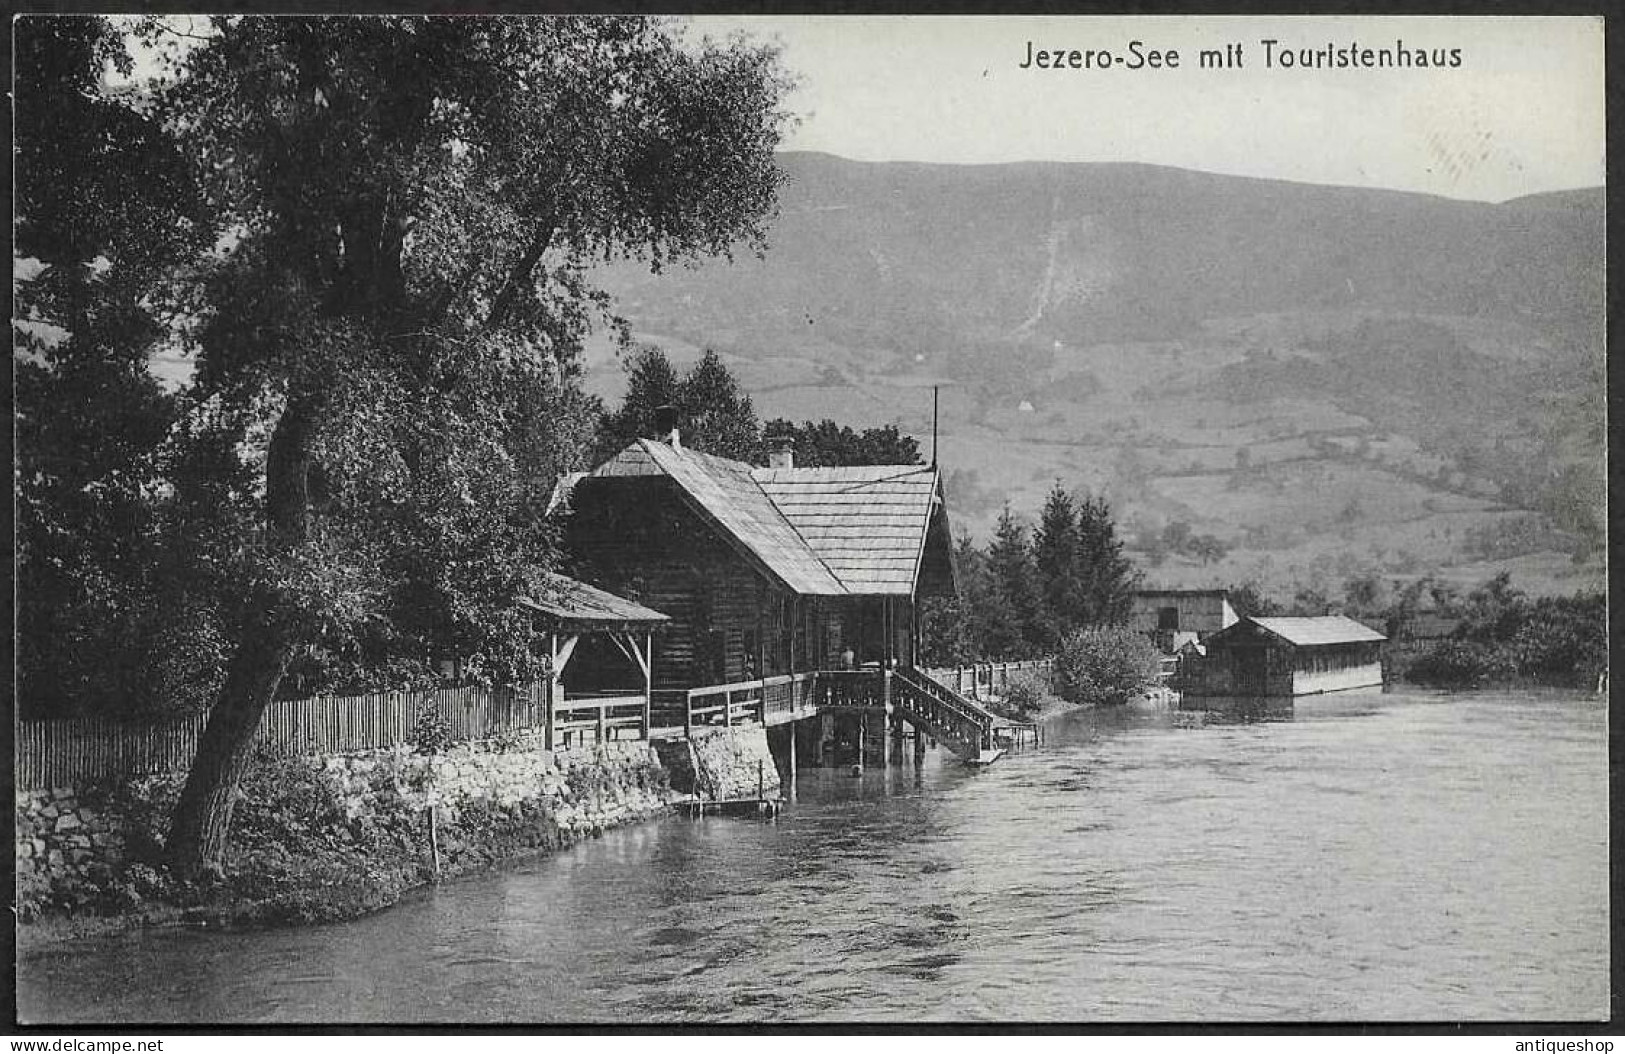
[1130,588,1239,653]
[1184,615,1386,697]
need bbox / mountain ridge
[588,153,1604,597]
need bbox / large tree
[37,15,792,879]
[1073,491,1138,626]
[984,505,1043,658]
[596,345,763,462]
[1032,483,1084,649]
[14,18,220,720]
[677,349,763,462]
[762,418,922,468]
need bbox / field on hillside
[584,155,1605,600]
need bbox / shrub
[1402,640,1517,687]
[992,672,1048,721]
[1054,625,1164,706]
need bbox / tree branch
[483,212,557,332]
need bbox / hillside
[584,153,1605,598]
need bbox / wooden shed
[520,571,671,744]
[557,436,956,702]
[1185,615,1386,697]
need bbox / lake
[18,687,1609,1024]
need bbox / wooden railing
[761,672,818,722]
[683,673,818,734]
[811,667,997,760]
[890,667,997,758]
[551,693,649,746]
[923,659,1054,700]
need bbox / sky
[686,15,1604,203]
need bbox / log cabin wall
[564,477,790,693]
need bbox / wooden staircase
[817,667,1003,764]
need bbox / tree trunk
[164,601,296,882]
[166,399,317,882]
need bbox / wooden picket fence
[923,659,1055,701]
[15,683,550,791]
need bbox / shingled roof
[521,571,670,631]
[588,440,847,595]
[754,465,944,596]
[583,440,951,598]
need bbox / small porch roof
[520,571,670,633]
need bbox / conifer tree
[1075,491,1138,625]
[985,505,1042,657]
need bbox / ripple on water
[16,689,1609,1024]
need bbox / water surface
[19,688,1608,1023]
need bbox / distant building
[1130,588,1239,653]
[1185,615,1386,697]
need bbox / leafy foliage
[762,418,922,468]
[991,671,1050,722]
[12,15,792,872]
[926,487,1139,664]
[1235,571,1605,689]
[597,345,763,462]
[14,17,219,719]
[1053,626,1164,707]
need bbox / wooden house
[1185,615,1386,697]
[556,435,956,705]
[1130,588,1239,653]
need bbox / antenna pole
[931,386,939,469]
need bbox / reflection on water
[1175,695,1298,725]
[18,687,1608,1024]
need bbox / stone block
[55,813,82,833]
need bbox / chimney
[653,404,680,450]
[766,426,795,469]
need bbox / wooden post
[788,719,798,794]
[544,638,556,752]
[685,689,694,740]
[880,703,892,770]
[596,698,607,745]
[428,804,441,878]
[723,688,732,729]
[757,758,765,802]
[641,632,653,740]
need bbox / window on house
[1158,607,1180,631]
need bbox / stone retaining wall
[16,735,680,919]
[651,726,782,801]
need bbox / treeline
[597,345,922,468]
[922,485,1139,664]
[1231,572,1606,689]
[18,332,923,721]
